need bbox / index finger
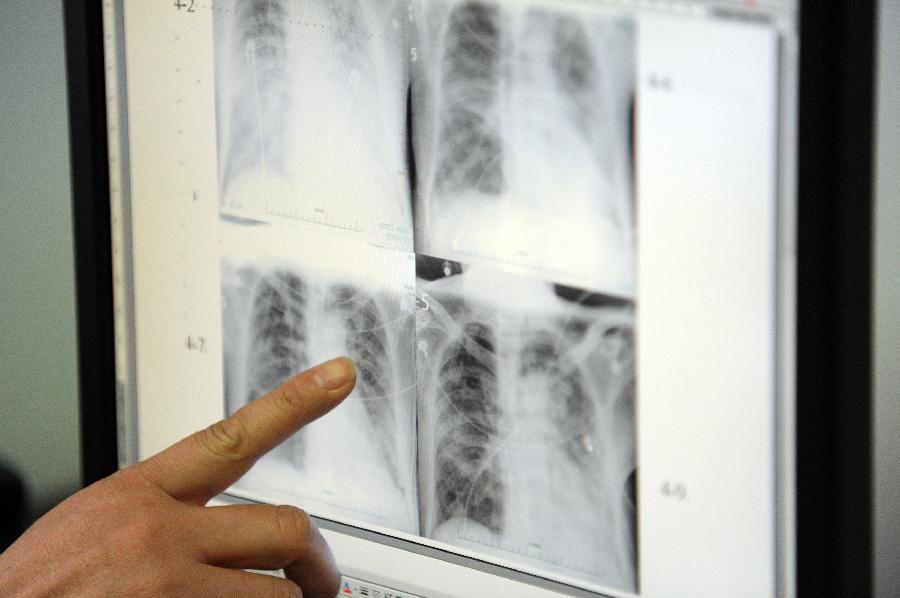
[135,357,356,504]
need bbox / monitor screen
[103,1,798,596]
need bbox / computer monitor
[64,1,876,597]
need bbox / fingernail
[313,357,356,391]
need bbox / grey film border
[106,0,140,469]
[772,26,793,598]
[762,8,801,596]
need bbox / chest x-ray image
[213,0,414,248]
[416,256,636,591]
[411,1,635,295]
[212,0,638,592]
[220,237,419,533]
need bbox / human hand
[0,357,357,598]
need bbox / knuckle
[276,505,313,552]
[274,578,302,598]
[277,378,310,412]
[197,416,250,463]
[324,569,341,598]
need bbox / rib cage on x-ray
[411,1,635,294]
[221,259,418,532]
[417,0,634,203]
[326,284,399,487]
[416,271,636,590]
[213,0,413,237]
[431,303,505,533]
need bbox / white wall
[874,1,900,597]
[0,1,81,521]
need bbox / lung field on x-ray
[242,269,310,463]
[432,307,505,534]
[434,2,505,196]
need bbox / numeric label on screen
[185,335,206,353]
[661,480,688,501]
[174,0,196,13]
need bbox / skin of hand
[0,357,357,598]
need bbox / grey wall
[0,1,82,521]
[874,1,900,597]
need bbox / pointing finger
[135,357,355,504]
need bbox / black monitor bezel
[63,1,876,596]
[795,3,875,596]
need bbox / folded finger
[196,504,340,598]
[136,357,355,504]
[192,565,301,598]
